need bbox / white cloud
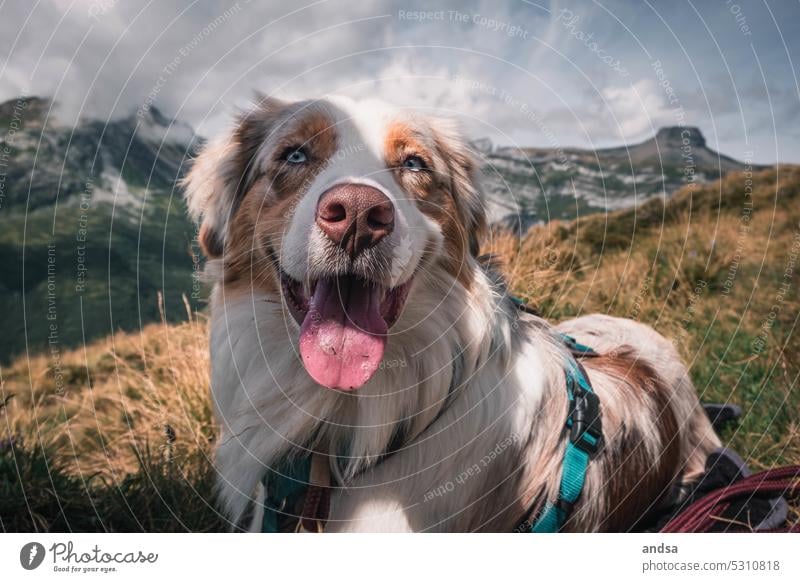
[0,0,797,161]
[597,79,673,141]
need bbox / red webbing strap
[661,466,800,533]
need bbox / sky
[1,0,798,163]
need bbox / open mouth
[280,272,412,391]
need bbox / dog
[182,94,721,532]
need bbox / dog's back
[552,314,720,530]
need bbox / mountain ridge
[476,124,765,230]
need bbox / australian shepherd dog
[183,95,720,532]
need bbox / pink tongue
[299,277,387,390]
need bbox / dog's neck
[208,260,521,521]
[320,264,517,481]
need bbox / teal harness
[260,332,603,533]
[529,334,603,532]
[261,456,312,533]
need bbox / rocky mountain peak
[136,105,172,127]
[125,105,195,146]
[0,96,52,132]
[655,126,706,148]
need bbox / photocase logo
[20,542,46,570]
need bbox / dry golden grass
[2,305,213,481]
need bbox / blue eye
[284,149,307,164]
[402,155,427,172]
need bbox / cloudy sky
[2,0,798,163]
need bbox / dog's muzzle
[315,183,394,258]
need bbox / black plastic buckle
[568,387,603,456]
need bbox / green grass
[0,191,201,364]
[1,440,226,532]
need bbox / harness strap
[297,454,331,532]
[530,334,603,532]
[261,454,330,533]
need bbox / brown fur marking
[587,351,680,530]
[384,121,479,287]
[221,107,338,292]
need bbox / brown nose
[316,183,395,258]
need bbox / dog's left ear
[182,96,286,258]
[431,119,487,257]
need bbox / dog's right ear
[182,96,286,258]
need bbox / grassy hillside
[0,308,223,532]
[0,196,201,364]
[1,166,798,532]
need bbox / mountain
[0,95,767,362]
[0,96,194,210]
[0,96,201,363]
[478,126,764,231]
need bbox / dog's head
[184,95,486,390]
